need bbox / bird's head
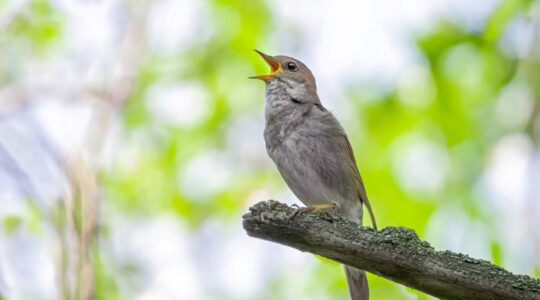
[250,50,318,103]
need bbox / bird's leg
[288,202,339,219]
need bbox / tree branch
[242,200,540,300]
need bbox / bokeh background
[1,0,540,299]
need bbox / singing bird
[250,50,377,300]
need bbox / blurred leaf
[3,215,22,234]
[7,0,64,53]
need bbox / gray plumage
[252,51,377,300]
[264,81,365,222]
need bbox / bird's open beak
[249,50,282,81]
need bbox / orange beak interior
[249,50,282,80]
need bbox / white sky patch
[485,134,533,209]
[0,106,70,205]
[526,151,540,261]
[135,289,173,300]
[177,151,234,200]
[217,229,266,298]
[308,0,416,85]
[499,14,535,58]
[0,229,57,300]
[194,218,312,299]
[193,219,266,298]
[495,82,534,130]
[475,134,536,274]
[426,204,492,260]
[109,215,201,300]
[147,0,206,53]
[55,0,121,90]
[32,98,93,156]
[391,138,450,196]
[145,82,211,127]
[57,0,118,58]
[0,192,27,218]
[225,116,269,168]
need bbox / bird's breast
[267,132,326,204]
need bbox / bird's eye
[286,62,298,71]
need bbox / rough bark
[242,200,540,300]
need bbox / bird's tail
[345,265,369,300]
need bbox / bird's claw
[287,202,339,220]
[287,206,314,219]
[321,211,339,222]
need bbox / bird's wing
[339,135,378,230]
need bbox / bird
[250,50,377,300]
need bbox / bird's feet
[288,202,340,219]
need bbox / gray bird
[250,50,377,300]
